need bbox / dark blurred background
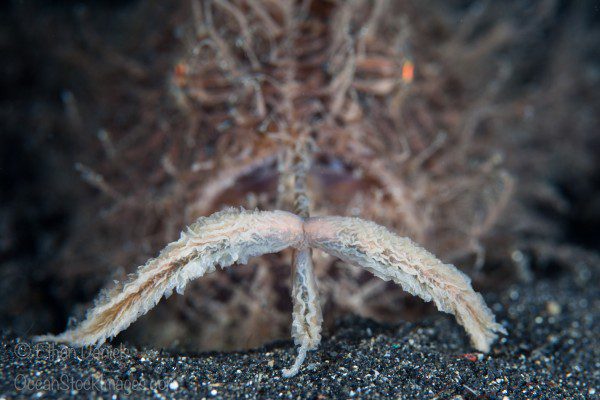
[0,0,598,351]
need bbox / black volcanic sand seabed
[1,259,598,399]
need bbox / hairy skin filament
[37,208,505,377]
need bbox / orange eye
[402,60,414,83]
[174,62,188,78]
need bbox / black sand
[2,257,598,399]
